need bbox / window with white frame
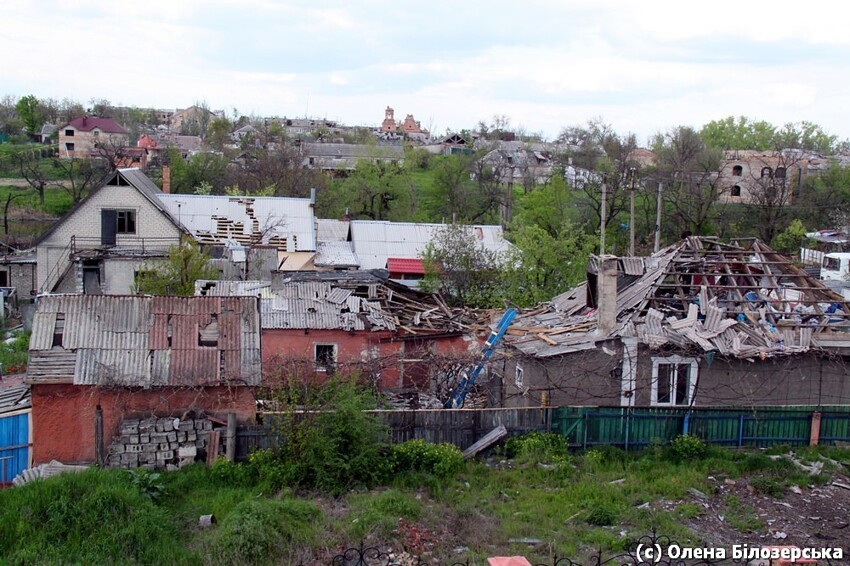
[314,343,337,373]
[515,364,524,388]
[651,356,698,406]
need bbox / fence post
[582,410,588,450]
[95,405,104,467]
[226,413,237,462]
[682,412,690,435]
[809,412,822,446]
[737,414,745,447]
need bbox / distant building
[58,117,128,159]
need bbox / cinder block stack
[107,417,215,471]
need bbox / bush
[505,431,569,464]
[209,457,258,488]
[670,434,707,461]
[391,439,465,480]
[585,501,619,526]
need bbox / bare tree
[742,150,805,243]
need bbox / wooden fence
[234,405,850,461]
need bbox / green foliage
[15,95,43,135]
[133,239,219,296]
[211,498,319,564]
[260,377,391,494]
[749,476,784,497]
[669,434,707,461]
[772,218,812,253]
[166,148,229,194]
[585,501,619,526]
[390,439,465,481]
[505,431,570,464]
[209,458,258,488]
[0,329,30,373]
[0,469,193,564]
[346,490,423,540]
[127,468,165,501]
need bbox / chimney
[162,165,171,194]
[596,254,618,335]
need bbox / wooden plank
[462,425,507,459]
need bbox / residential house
[25,294,261,465]
[422,133,473,156]
[35,169,319,295]
[478,144,553,187]
[500,237,850,409]
[38,124,56,144]
[0,249,36,301]
[300,142,404,173]
[169,105,218,135]
[137,133,203,164]
[58,117,128,159]
[200,271,480,397]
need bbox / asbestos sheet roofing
[316,219,350,242]
[194,280,274,299]
[157,194,316,251]
[27,295,261,387]
[314,241,359,268]
[350,221,512,270]
[0,384,30,415]
[506,237,850,360]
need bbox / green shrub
[127,468,165,501]
[209,457,258,488]
[505,431,569,464]
[248,448,294,493]
[347,489,423,540]
[670,434,707,461]
[749,476,784,497]
[391,439,465,480]
[212,498,320,563]
[585,501,618,526]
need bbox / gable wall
[36,184,181,292]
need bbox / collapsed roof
[507,237,850,359]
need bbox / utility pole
[600,181,607,255]
[654,181,663,253]
[629,168,636,256]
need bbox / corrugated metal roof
[158,194,316,251]
[194,280,274,299]
[387,258,425,275]
[27,295,261,387]
[314,241,359,267]
[350,221,512,270]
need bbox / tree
[420,224,505,308]
[700,116,776,151]
[12,149,50,204]
[0,95,23,136]
[332,159,414,221]
[739,150,805,243]
[15,95,44,137]
[166,149,229,194]
[134,239,219,296]
[225,146,319,198]
[50,156,111,204]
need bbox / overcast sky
[4,0,850,145]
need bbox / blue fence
[0,412,30,484]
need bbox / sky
[4,0,850,145]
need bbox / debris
[508,538,543,544]
[772,531,787,539]
[609,478,626,485]
[832,481,850,490]
[791,485,803,494]
[635,502,650,509]
[12,460,88,487]
[687,487,708,499]
[462,425,507,459]
[725,479,736,486]
[199,514,216,528]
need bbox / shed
[0,382,31,484]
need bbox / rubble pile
[107,417,214,471]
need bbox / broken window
[775,167,786,179]
[314,344,337,373]
[761,167,773,178]
[515,364,524,388]
[732,165,743,176]
[652,356,697,406]
[731,185,742,197]
[52,314,65,347]
[65,142,75,152]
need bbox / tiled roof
[63,117,127,134]
[387,257,424,275]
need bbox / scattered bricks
[156,450,174,461]
[167,432,177,443]
[126,444,144,454]
[178,445,197,458]
[128,435,140,445]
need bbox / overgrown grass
[0,329,31,373]
[0,185,74,217]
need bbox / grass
[1,444,848,563]
[0,329,31,373]
[0,185,74,217]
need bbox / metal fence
[235,405,850,460]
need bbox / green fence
[551,406,850,450]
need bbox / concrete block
[166,464,179,472]
[177,432,187,442]
[140,434,150,444]
[161,419,175,432]
[178,420,195,432]
[186,430,197,442]
[139,418,157,432]
[167,432,177,442]
[178,457,194,468]
[150,432,167,443]
[156,450,174,461]
[203,420,213,431]
[178,445,197,458]
[108,444,125,455]
[126,444,144,454]
[120,420,140,435]
[128,435,140,445]
[122,453,139,465]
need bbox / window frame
[515,364,524,389]
[651,355,698,407]
[115,209,136,234]
[314,343,337,373]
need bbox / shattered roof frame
[507,237,850,359]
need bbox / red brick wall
[31,384,256,465]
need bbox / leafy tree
[133,239,219,296]
[224,146,319,198]
[420,224,505,308]
[15,95,43,136]
[772,219,812,253]
[0,95,23,136]
[502,222,595,306]
[332,159,414,221]
[166,149,229,194]
[700,116,776,150]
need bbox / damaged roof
[157,194,316,252]
[507,237,850,359]
[26,295,261,387]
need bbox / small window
[824,256,841,271]
[65,129,74,137]
[315,344,337,373]
[775,167,786,179]
[93,130,100,136]
[761,167,772,178]
[731,185,741,197]
[52,314,65,347]
[515,364,524,388]
[116,210,136,234]
[65,142,75,151]
[652,356,698,406]
[732,165,743,176]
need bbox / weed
[346,490,423,540]
[391,439,465,481]
[127,468,165,501]
[670,434,707,461]
[505,431,570,464]
[585,501,619,526]
[675,502,703,520]
[749,476,784,497]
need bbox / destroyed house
[501,237,850,409]
[26,295,261,465]
[200,271,479,394]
